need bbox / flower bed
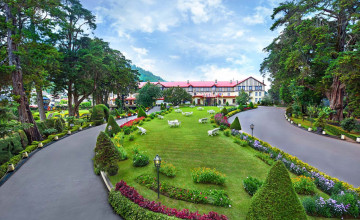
[234,132,360,196]
[114,180,228,219]
[135,174,231,207]
[214,114,230,127]
[120,117,145,128]
[191,167,226,185]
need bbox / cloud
[169,55,180,59]
[131,46,148,56]
[226,55,250,65]
[196,64,256,81]
[243,6,272,25]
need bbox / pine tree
[106,116,121,137]
[230,117,241,130]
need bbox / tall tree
[2,0,60,142]
[136,82,162,107]
[163,86,192,106]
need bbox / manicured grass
[110,107,330,219]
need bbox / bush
[132,148,149,167]
[214,114,230,127]
[340,117,357,132]
[286,106,293,116]
[219,125,227,131]
[221,107,228,116]
[230,117,241,130]
[292,176,316,195]
[93,131,121,176]
[191,167,226,185]
[137,108,147,118]
[233,138,248,147]
[243,176,263,196]
[54,118,64,133]
[90,104,109,125]
[159,161,176,177]
[226,101,229,106]
[249,102,254,109]
[105,116,121,137]
[43,128,58,137]
[129,135,135,141]
[124,127,131,135]
[223,129,230,137]
[246,161,307,219]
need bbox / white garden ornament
[308,128,312,132]
[341,134,345,140]
[356,137,360,143]
[322,131,326,135]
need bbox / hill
[131,65,165,82]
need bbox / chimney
[215,79,217,84]
[187,80,189,84]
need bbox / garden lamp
[153,154,162,199]
[250,124,254,137]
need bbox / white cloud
[169,55,180,59]
[131,46,148,56]
[226,55,250,65]
[243,6,272,25]
[196,64,256,81]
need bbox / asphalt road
[229,106,360,187]
[0,107,160,220]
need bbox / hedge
[109,190,177,220]
[325,124,358,141]
[91,104,109,125]
[106,116,121,137]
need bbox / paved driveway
[229,106,360,187]
[0,107,160,220]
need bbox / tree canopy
[163,86,192,106]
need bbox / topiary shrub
[221,107,228,116]
[230,117,241,130]
[246,161,307,219]
[249,102,254,109]
[137,108,147,118]
[91,104,109,125]
[93,131,121,176]
[132,148,149,167]
[106,116,121,137]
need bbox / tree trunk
[35,85,46,121]
[6,3,42,143]
[326,76,345,121]
[68,81,74,116]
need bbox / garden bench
[137,126,147,135]
[198,118,208,123]
[208,128,220,136]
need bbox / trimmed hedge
[106,116,121,137]
[137,108,147,118]
[246,161,307,219]
[230,117,241,130]
[109,190,177,220]
[325,124,358,141]
[91,104,109,125]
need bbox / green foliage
[221,107,228,116]
[137,108,147,118]
[91,104,109,125]
[128,135,135,141]
[163,86,192,106]
[191,167,226,185]
[233,138,248,147]
[292,176,316,195]
[54,118,64,133]
[226,101,229,106]
[124,127,131,135]
[280,85,292,105]
[79,101,91,108]
[136,82,162,107]
[132,148,149,167]
[109,190,177,220]
[286,106,293,116]
[340,118,357,133]
[159,161,176,177]
[223,129,230,137]
[246,161,307,219]
[248,102,254,109]
[236,90,249,105]
[18,130,28,148]
[93,131,121,176]
[230,117,241,130]
[131,65,165,82]
[243,176,263,196]
[43,128,57,137]
[106,116,121,137]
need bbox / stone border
[0,115,138,188]
[283,114,360,145]
[100,171,114,192]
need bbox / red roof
[126,97,136,100]
[138,77,265,89]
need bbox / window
[249,86,252,90]
[259,86,262,90]
[255,92,258,96]
[259,92,261,96]
[189,86,193,91]
[242,86,246,90]
[259,98,262,102]
[212,86,216,91]
[223,99,226,104]
[232,99,235,104]
[219,87,223,91]
[227,87,231,92]
[238,86,241,91]
[200,87,204,91]
[196,88,199,92]
[255,98,258,102]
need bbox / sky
[80,0,284,87]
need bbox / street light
[153,154,162,199]
[250,124,254,137]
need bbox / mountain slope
[131,65,165,82]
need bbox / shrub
[255,153,274,166]
[159,161,176,177]
[132,148,149,167]
[137,108,147,118]
[292,176,316,195]
[226,101,229,106]
[124,127,131,135]
[43,128,57,137]
[219,125,227,131]
[249,102,254,109]
[136,174,231,207]
[93,131,121,176]
[192,167,226,185]
[221,107,228,116]
[90,104,109,125]
[105,116,121,137]
[214,113,230,127]
[223,129,230,137]
[230,117,241,130]
[54,118,64,132]
[129,135,135,141]
[243,176,263,196]
[233,138,248,147]
[340,118,357,132]
[286,106,293,116]
[246,161,307,219]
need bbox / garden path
[0,107,160,220]
[229,106,360,187]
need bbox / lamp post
[153,154,162,199]
[250,124,254,137]
[108,125,112,136]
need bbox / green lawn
[110,107,331,219]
